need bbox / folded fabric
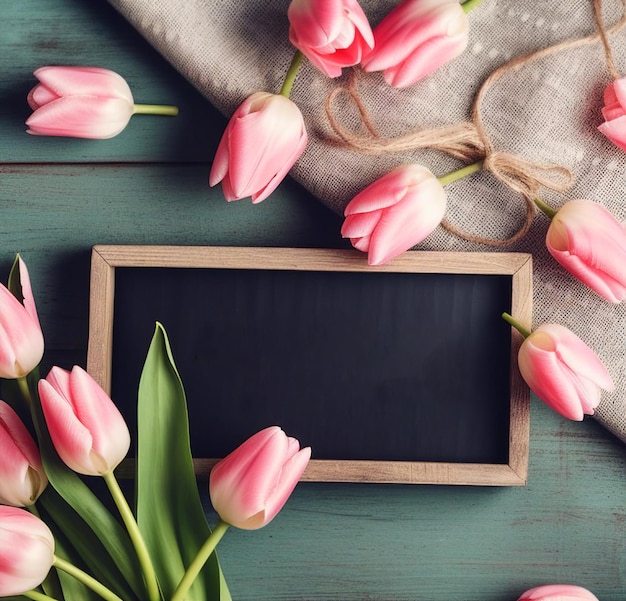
[108,0,626,444]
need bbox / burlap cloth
[108,0,626,444]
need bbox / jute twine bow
[324,0,626,247]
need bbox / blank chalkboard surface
[87,246,532,485]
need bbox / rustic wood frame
[87,245,532,486]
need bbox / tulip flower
[209,426,311,530]
[26,66,178,139]
[38,365,130,476]
[361,0,470,88]
[503,314,614,421]
[0,506,55,597]
[0,401,47,506]
[0,256,44,379]
[598,76,626,151]
[209,92,308,203]
[287,0,374,77]
[341,164,447,265]
[517,584,599,601]
[536,198,626,303]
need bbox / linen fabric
[107,0,626,443]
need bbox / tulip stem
[53,556,123,601]
[502,312,531,338]
[280,50,304,98]
[461,0,485,13]
[533,196,558,219]
[23,591,59,601]
[17,375,33,406]
[437,160,483,187]
[133,104,179,116]
[171,520,230,601]
[102,471,160,601]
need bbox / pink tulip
[209,92,308,203]
[544,199,626,303]
[0,401,47,506]
[341,164,447,265]
[361,0,469,88]
[288,0,374,77]
[38,366,130,476]
[518,323,614,421]
[0,257,44,379]
[598,76,626,151]
[209,426,311,530]
[517,584,599,601]
[26,66,135,139]
[0,506,55,597]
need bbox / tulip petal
[38,378,98,474]
[33,66,133,103]
[0,402,46,507]
[382,33,468,88]
[366,180,446,265]
[0,507,55,597]
[0,286,45,379]
[598,115,626,152]
[547,200,626,302]
[341,209,384,238]
[518,583,600,600]
[263,445,311,524]
[27,84,59,110]
[17,257,41,330]
[68,366,130,471]
[26,96,133,139]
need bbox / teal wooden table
[1,2,625,600]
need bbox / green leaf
[37,486,139,601]
[136,323,231,601]
[7,253,23,303]
[28,382,147,600]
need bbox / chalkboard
[87,246,531,485]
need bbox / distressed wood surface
[0,1,624,600]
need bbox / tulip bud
[38,366,130,476]
[209,426,311,530]
[209,92,308,203]
[598,76,626,151]
[0,257,44,379]
[341,164,447,265]
[288,0,374,77]
[361,0,469,88]
[544,199,626,303]
[517,323,614,421]
[0,401,47,506]
[517,584,599,601]
[0,506,55,597]
[26,66,178,139]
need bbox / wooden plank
[1,0,223,163]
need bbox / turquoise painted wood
[1,1,624,601]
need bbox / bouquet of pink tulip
[0,254,311,601]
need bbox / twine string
[324,1,626,246]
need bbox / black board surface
[110,265,513,465]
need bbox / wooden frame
[87,245,532,486]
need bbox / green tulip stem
[23,591,59,601]
[461,0,486,13]
[437,160,483,187]
[133,104,179,116]
[534,196,558,219]
[17,375,33,406]
[53,556,123,601]
[502,312,531,339]
[171,520,230,601]
[280,50,304,98]
[102,471,160,601]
